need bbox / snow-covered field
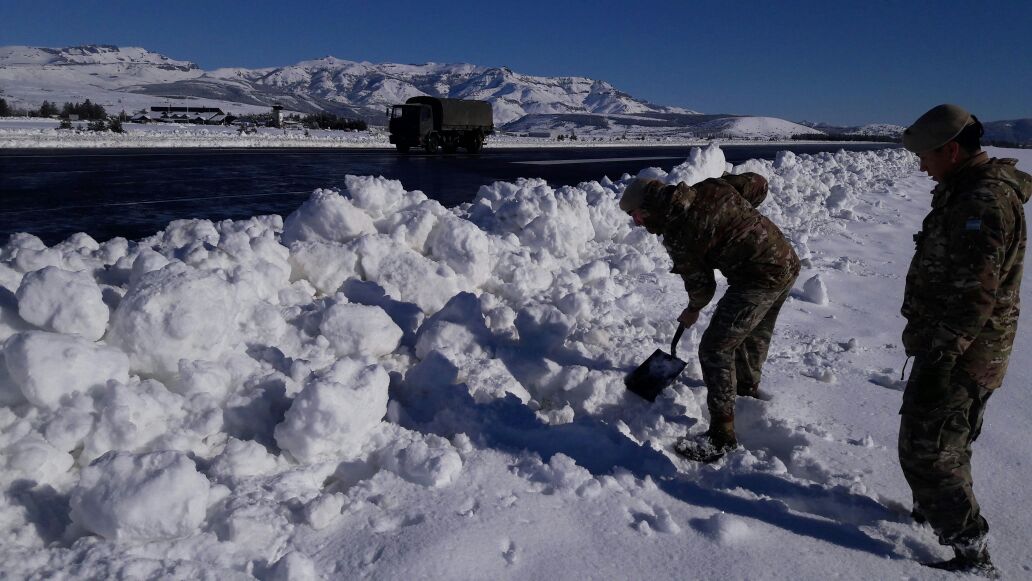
[1,144,1030,580]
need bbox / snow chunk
[5,434,75,486]
[16,266,109,340]
[353,235,462,313]
[287,241,359,295]
[70,450,210,541]
[344,174,427,220]
[378,432,463,488]
[209,438,281,481]
[800,274,829,305]
[269,551,321,581]
[305,493,345,530]
[275,359,389,463]
[81,378,223,465]
[4,331,129,410]
[693,512,753,545]
[320,302,402,358]
[662,143,728,186]
[426,215,493,286]
[282,189,376,245]
[107,262,240,378]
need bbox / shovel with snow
[625,323,687,401]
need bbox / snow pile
[4,145,1032,579]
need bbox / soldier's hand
[903,357,953,410]
[678,307,700,328]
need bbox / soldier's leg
[898,369,990,546]
[699,286,785,422]
[734,285,792,395]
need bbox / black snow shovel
[625,323,687,401]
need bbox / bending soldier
[620,172,799,462]
[899,104,1031,576]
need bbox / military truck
[387,97,494,153]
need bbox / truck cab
[388,104,432,152]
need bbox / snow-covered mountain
[0,45,694,126]
[984,118,1032,146]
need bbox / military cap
[620,178,661,213]
[902,104,974,153]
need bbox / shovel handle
[670,323,685,358]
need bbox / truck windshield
[391,106,409,119]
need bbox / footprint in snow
[501,540,518,565]
[628,504,680,535]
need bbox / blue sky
[4,0,1030,125]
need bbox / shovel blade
[625,349,687,402]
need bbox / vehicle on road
[388,97,494,154]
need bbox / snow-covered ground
[0,118,842,149]
[1,144,1030,580]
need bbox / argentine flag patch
[965,218,982,231]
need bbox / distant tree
[87,119,107,132]
[108,118,124,133]
[0,98,10,117]
[39,100,59,117]
[58,119,73,130]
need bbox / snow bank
[5,143,991,580]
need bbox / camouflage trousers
[899,366,993,545]
[698,282,793,420]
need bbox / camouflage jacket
[649,175,800,311]
[901,153,1032,388]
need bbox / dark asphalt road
[0,143,896,244]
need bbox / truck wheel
[466,137,483,153]
[396,144,411,153]
[424,134,440,154]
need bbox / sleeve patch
[964,218,982,231]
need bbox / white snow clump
[70,450,210,541]
[16,266,109,340]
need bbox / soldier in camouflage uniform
[900,104,1032,576]
[620,172,800,462]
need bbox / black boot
[736,383,770,400]
[674,418,738,463]
[922,537,999,578]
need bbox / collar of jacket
[661,182,698,219]
[931,151,990,209]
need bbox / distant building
[271,105,284,128]
[143,106,229,125]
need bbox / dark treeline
[984,139,1031,149]
[296,112,367,131]
[0,98,108,120]
[791,133,898,143]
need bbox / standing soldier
[620,172,799,462]
[900,104,1031,576]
